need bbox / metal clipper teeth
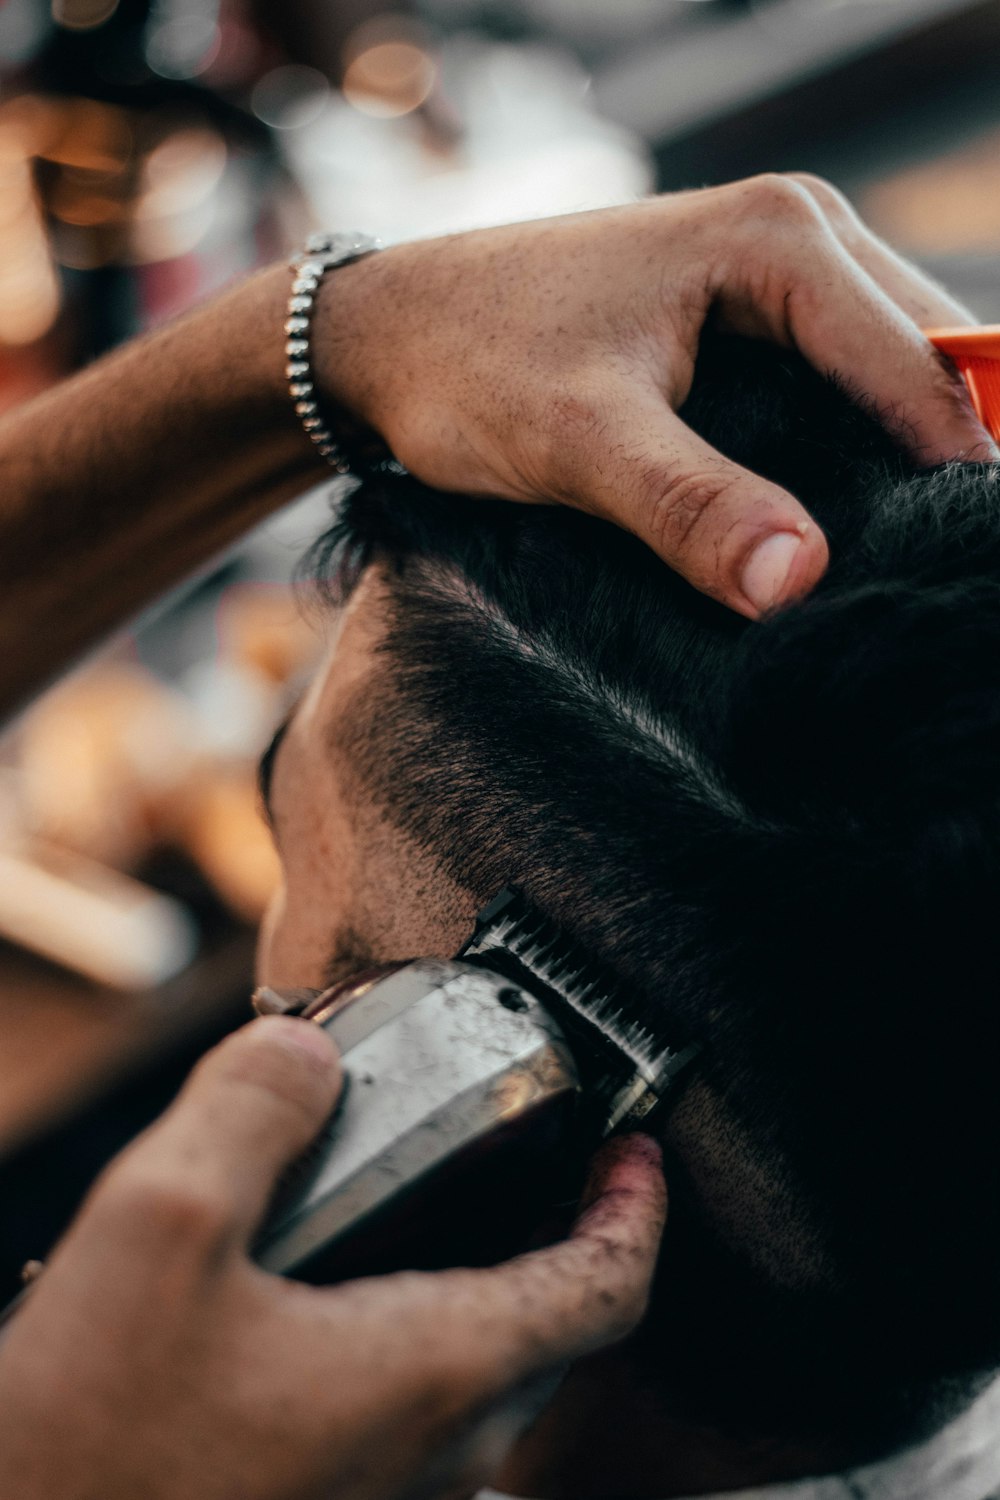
[459,888,699,1131]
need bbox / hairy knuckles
[784,172,857,232]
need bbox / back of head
[310,334,1000,1461]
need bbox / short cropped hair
[307,334,1000,1462]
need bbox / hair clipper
[251,890,699,1284]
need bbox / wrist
[197,252,399,483]
[309,247,400,441]
[172,262,328,482]
[219,263,309,421]
[284,233,402,476]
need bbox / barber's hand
[319,174,996,619]
[0,1018,665,1500]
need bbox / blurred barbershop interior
[0,0,998,1298]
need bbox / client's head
[256,333,1000,1466]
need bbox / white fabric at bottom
[478,1372,1000,1500]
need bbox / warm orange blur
[342,16,437,118]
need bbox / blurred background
[0,0,998,1293]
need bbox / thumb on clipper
[559,391,829,619]
[94,1016,342,1256]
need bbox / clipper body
[0,898,696,1328]
[253,892,698,1284]
[253,959,581,1280]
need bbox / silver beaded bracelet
[286,231,383,475]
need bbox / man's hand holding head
[317,174,996,620]
[3,171,989,715]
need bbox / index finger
[89,1017,343,1261]
[782,228,997,466]
[784,173,977,333]
[447,1134,667,1395]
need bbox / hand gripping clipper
[251,890,699,1283]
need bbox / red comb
[926,325,1000,445]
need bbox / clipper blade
[459,889,699,1131]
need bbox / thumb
[105,1016,343,1253]
[565,391,829,619]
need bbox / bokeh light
[250,65,331,131]
[51,0,120,32]
[342,17,437,119]
[861,129,1000,256]
[146,15,222,80]
[130,127,227,263]
[0,121,61,346]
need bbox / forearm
[0,264,325,718]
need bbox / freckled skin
[313,180,987,619]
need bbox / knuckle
[101,1162,232,1253]
[784,170,838,205]
[212,1032,332,1132]
[742,172,825,230]
[785,172,855,229]
[539,385,612,469]
[643,465,737,565]
[602,1282,650,1341]
[583,1239,653,1336]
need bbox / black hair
[306,335,1000,1462]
